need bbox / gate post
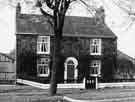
[95,76,98,89]
[85,76,99,89]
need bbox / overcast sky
[102,0,135,58]
[0,0,15,54]
[0,0,135,58]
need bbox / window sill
[90,54,101,56]
[37,74,49,77]
[37,52,50,55]
[90,74,101,77]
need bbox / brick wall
[16,34,117,83]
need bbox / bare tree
[112,0,135,28]
[36,0,86,96]
[35,0,100,96]
[79,0,101,16]
[8,0,97,96]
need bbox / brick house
[16,4,117,84]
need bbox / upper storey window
[37,36,50,54]
[90,39,101,55]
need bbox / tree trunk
[49,9,65,95]
[49,31,62,96]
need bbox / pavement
[0,85,135,102]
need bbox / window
[37,36,50,54]
[90,39,101,55]
[89,60,101,77]
[0,55,8,62]
[37,58,50,77]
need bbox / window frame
[89,60,101,77]
[37,36,50,54]
[90,39,102,55]
[37,58,50,77]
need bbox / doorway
[64,57,78,82]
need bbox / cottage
[16,4,117,86]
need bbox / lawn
[0,85,62,102]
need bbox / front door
[85,77,96,89]
[67,60,75,80]
[64,57,78,82]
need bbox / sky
[101,0,135,58]
[0,0,15,54]
[0,0,135,58]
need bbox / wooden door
[67,64,75,80]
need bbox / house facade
[16,4,117,84]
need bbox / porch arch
[64,57,78,82]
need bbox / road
[0,85,135,101]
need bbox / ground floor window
[89,60,101,77]
[37,58,50,77]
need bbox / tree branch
[112,0,135,17]
[47,18,54,28]
[65,0,71,10]
[69,0,77,3]
[79,0,96,16]
[36,0,54,26]
[40,7,54,19]
[59,0,65,14]
[40,7,54,28]
[45,0,55,10]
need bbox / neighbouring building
[0,52,15,84]
[16,3,117,85]
[114,50,135,80]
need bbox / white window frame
[90,39,101,55]
[37,58,50,77]
[37,36,50,54]
[90,60,101,77]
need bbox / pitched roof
[16,14,116,38]
[117,50,135,63]
[0,52,15,62]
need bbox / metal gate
[85,76,96,89]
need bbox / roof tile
[16,14,116,38]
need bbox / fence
[17,78,85,89]
[0,72,16,84]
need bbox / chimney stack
[94,6,105,25]
[16,3,21,15]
